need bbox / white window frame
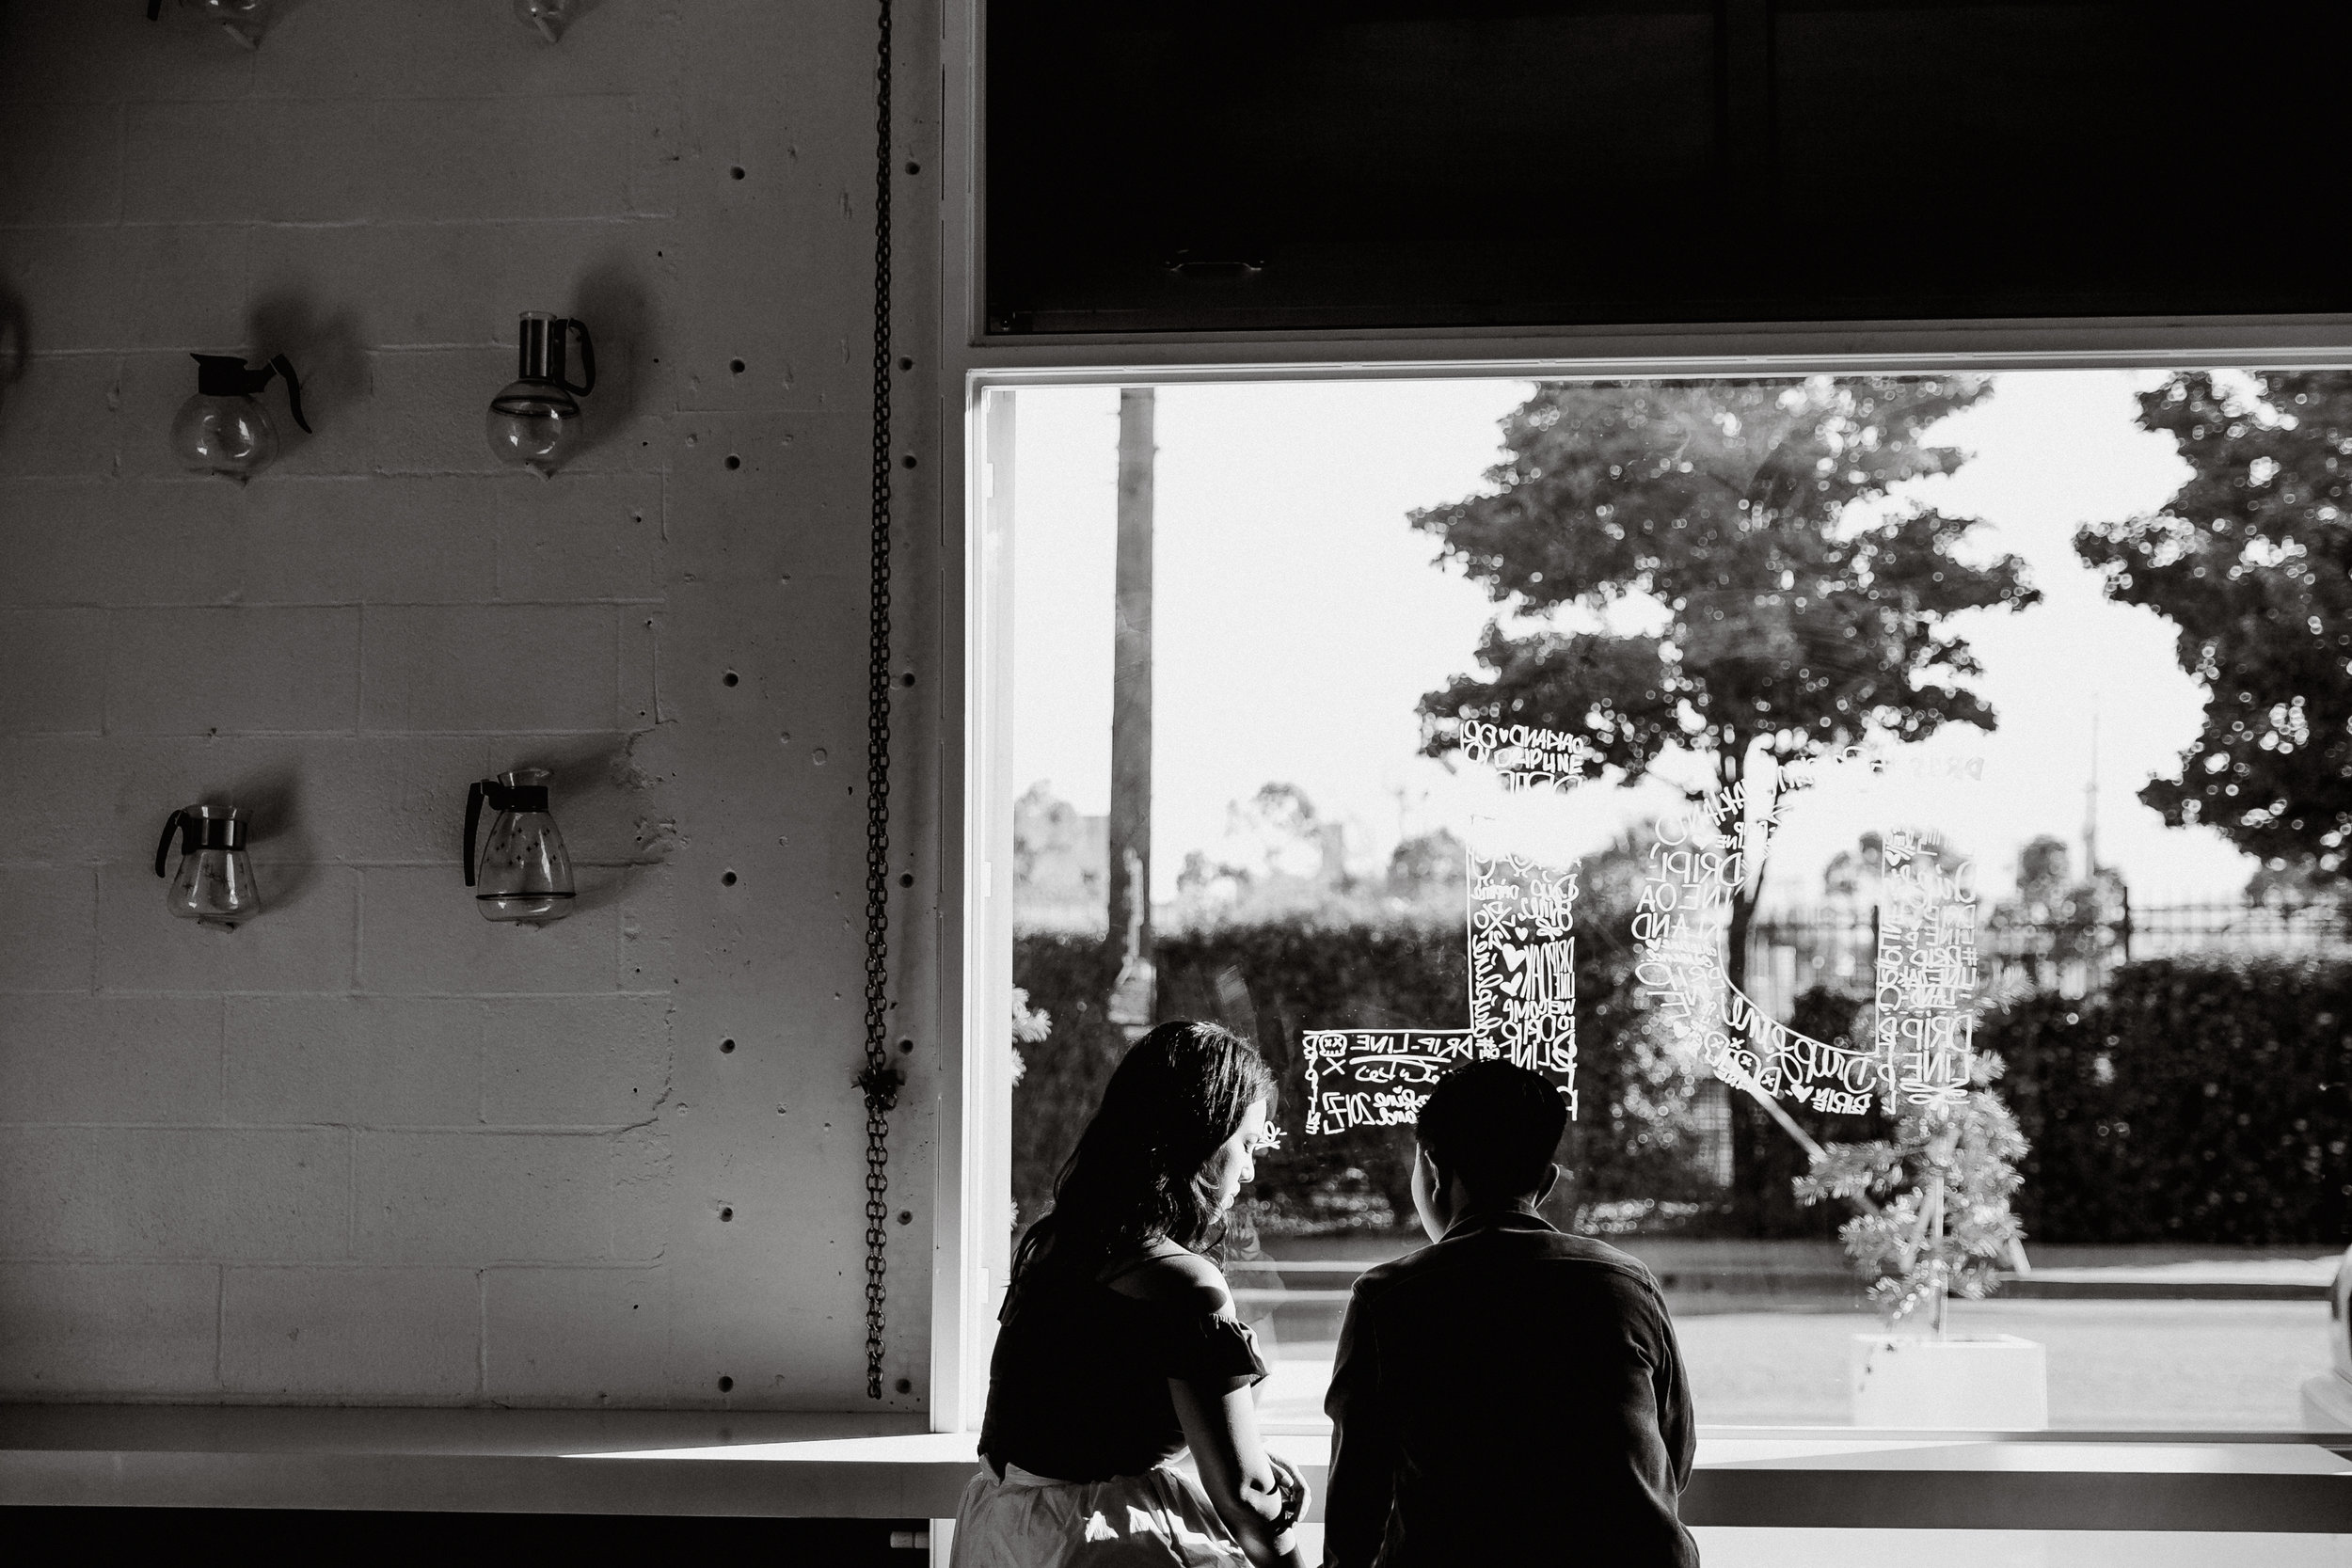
[926,0,2352,1439]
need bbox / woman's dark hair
[1007,1021,1276,1305]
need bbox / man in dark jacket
[1322,1061,1699,1566]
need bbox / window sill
[3,1406,2348,1532]
[1670,1429,2352,1532]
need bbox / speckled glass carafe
[464,769,576,923]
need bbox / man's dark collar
[1439,1206,1558,1242]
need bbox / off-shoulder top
[977,1256,1269,1483]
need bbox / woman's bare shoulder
[1101,1245,1233,1315]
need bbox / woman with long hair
[952,1021,1308,1567]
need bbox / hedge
[1734,962,2352,1243]
[1012,913,1712,1235]
[1993,957,2352,1245]
[1014,934,2352,1245]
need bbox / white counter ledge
[5,1407,2350,1533]
[0,1407,979,1520]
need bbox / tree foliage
[1415,378,2036,778]
[2075,371,2352,882]
[1412,377,2040,990]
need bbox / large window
[997,369,2352,1436]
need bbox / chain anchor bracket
[855,1061,905,1109]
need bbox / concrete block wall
[0,0,942,1409]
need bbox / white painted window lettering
[1634,747,1985,1116]
[1876,827,1979,1107]
[1300,722,1590,1134]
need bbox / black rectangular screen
[983,1,2352,333]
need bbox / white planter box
[1850,1333,2048,1430]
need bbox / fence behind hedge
[1014,927,2352,1246]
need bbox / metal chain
[855,0,901,1403]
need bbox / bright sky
[1008,372,2262,908]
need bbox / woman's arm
[1106,1248,1306,1568]
[1169,1376,1307,1568]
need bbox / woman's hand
[1232,1451,1308,1528]
[1266,1451,1310,1532]
[1171,1380,1310,1568]
[1236,1471,1284,1524]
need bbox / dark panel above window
[983,0,2352,334]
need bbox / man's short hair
[1416,1061,1566,1201]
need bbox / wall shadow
[0,277,29,436]
[568,249,655,462]
[246,287,366,460]
[222,760,317,907]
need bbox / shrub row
[1013,930,2352,1246]
[1014,916,1714,1235]
[1707,964,2352,1244]
[1995,957,2352,1245]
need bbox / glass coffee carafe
[154,804,260,927]
[463,768,576,922]
[485,312,595,477]
[169,353,309,482]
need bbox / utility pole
[2083,701,2102,879]
[2084,699,2118,989]
[1106,388,1156,1036]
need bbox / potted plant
[1795,1053,2046,1429]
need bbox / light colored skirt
[950,1460,1252,1567]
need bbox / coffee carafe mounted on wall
[463,768,576,923]
[154,805,260,927]
[170,353,310,482]
[485,312,595,477]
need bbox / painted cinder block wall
[0,0,943,1408]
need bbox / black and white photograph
[3,3,2352,1564]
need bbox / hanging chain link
[856,0,901,1404]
